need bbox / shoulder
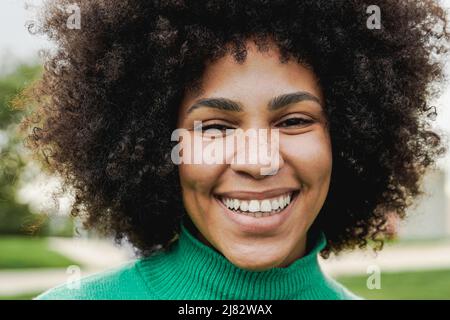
[34,260,153,300]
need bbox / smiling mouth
[215,190,300,218]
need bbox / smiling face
[176,40,332,271]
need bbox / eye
[196,122,235,137]
[276,117,314,128]
[202,123,234,131]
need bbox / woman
[20,0,448,299]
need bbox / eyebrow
[186,91,322,114]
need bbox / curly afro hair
[19,0,449,257]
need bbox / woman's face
[177,40,332,271]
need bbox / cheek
[177,136,227,194]
[178,163,224,194]
[178,163,224,226]
[281,131,332,187]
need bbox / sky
[1,0,449,209]
[0,0,49,69]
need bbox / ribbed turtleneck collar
[137,221,336,300]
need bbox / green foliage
[0,63,61,236]
[0,64,42,236]
[0,64,42,129]
[0,132,31,235]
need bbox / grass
[0,236,79,269]
[337,268,450,299]
[0,292,40,300]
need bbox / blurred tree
[0,64,42,129]
[0,63,44,235]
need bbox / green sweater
[36,221,360,300]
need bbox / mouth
[213,189,301,234]
[215,190,299,218]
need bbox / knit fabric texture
[36,221,361,300]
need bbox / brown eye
[199,122,236,138]
[202,123,233,131]
[277,117,314,128]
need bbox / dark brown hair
[19,0,449,257]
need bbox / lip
[214,188,300,201]
[214,190,300,234]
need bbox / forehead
[182,40,323,107]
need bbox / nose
[229,129,284,179]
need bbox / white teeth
[271,199,280,210]
[278,195,285,207]
[220,192,295,216]
[239,201,248,211]
[248,200,260,212]
[260,200,272,212]
[233,199,240,210]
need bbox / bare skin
[176,39,332,271]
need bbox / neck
[137,218,329,299]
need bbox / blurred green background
[0,62,75,239]
[0,63,80,300]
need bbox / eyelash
[276,117,314,128]
[198,123,229,131]
[200,117,314,132]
